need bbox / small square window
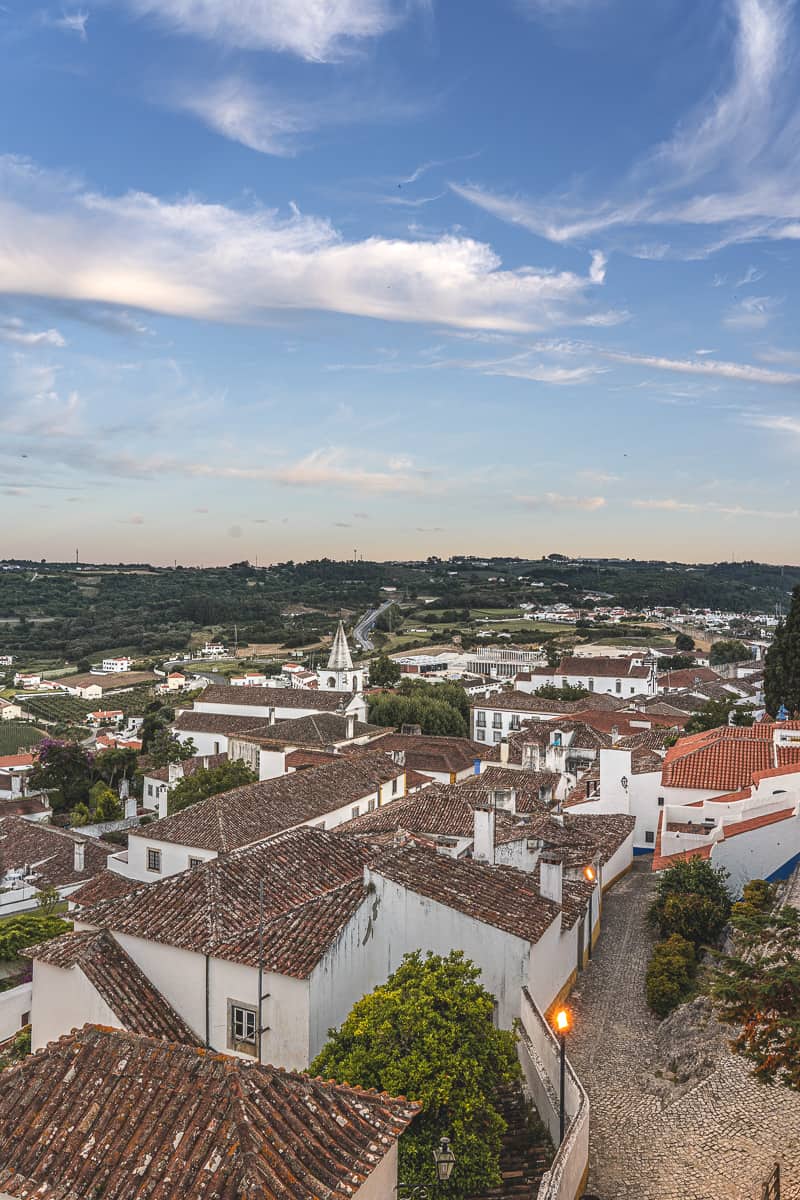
[645,831,655,845]
[228,1000,257,1054]
[188,856,203,869]
[146,848,162,873]
[20,1012,29,1027]
[476,729,485,742]
[657,796,665,807]
[367,798,376,812]
[493,730,501,743]
[351,805,360,819]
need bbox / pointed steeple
[327,620,354,671]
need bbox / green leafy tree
[71,802,91,826]
[713,893,800,1089]
[709,639,749,665]
[650,858,731,947]
[36,885,61,915]
[0,912,71,960]
[657,654,696,672]
[310,951,521,1199]
[764,584,800,716]
[168,759,257,814]
[683,697,754,734]
[369,655,402,687]
[675,633,695,652]
[89,781,123,821]
[146,728,196,768]
[28,740,93,813]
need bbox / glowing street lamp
[583,864,596,960]
[554,1008,571,1145]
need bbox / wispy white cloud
[271,448,435,493]
[746,412,800,436]
[453,1,800,255]
[632,496,800,518]
[579,469,620,484]
[109,0,413,61]
[736,265,766,285]
[0,318,65,347]
[601,348,799,385]
[46,10,89,38]
[0,155,613,334]
[517,492,606,511]
[757,346,800,366]
[722,294,777,329]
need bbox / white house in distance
[101,655,132,672]
[0,698,22,721]
[471,690,626,743]
[1,1024,418,1200]
[141,751,228,815]
[0,817,114,914]
[517,654,658,699]
[190,682,368,725]
[229,712,386,780]
[112,752,408,880]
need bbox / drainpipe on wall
[205,954,210,1048]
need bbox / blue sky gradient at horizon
[1,0,800,565]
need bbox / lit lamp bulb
[555,1008,570,1034]
[583,865,596,883]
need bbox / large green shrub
[650,858,731,947]
[646,934,696,1017]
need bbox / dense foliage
[168,760,258,813]
[764,585,800,716]
[709,639,749,665]
[675,633,695,651]
[683,697,754,734]
[27,741,138,815]
[310,951,521,1199]
[713,880,800,1090]
[0,913,71,960]
[368,680,469,738]
[368,654,402,687]
[645,934,696,1017]
[534,683,589,701]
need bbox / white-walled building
[471,690,626,743]
[0,698,22,721]
[192,682,368,724]
[318,621,365,693]
[518,654,658,699]
[0,817,113,915]
[229,712,386,780]
[101,656,133,672]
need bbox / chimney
[611,725,620,745]
[539,855,563,905]
[346,712,356,740]
[158,788,168,819]
[269,707,276,726]
[73,841,86,873]
[473,807,495,864]
[499,738,510,766]
[124,794,137,820]
[202,756,209,769]
[168,761,181,785]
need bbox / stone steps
[466,1082,553,1200]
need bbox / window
[351,805,360,819]
[367,798,376,811]
[492,713,502,729]
[615,680,621,693]
[493,730,501,743]
[476,730,485,742]
[188,856,203,869]
[476,711,486,728]
[645,831,655,845]
[588,679,594,691]
[228,1001,257,1053]
[146,848,162,873]
[657,796,665,807]
[213,741,220,755]
[510,715,521,731]
[392,777,399,794]
[147,784,153,797]
[20,1012,29,1027]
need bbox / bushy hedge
[645,934,696,1017]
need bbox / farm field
[19,695,96,724]
[0,721,45,755]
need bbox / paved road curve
[567,862,800,1200]
[353,598,395,652]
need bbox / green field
[20,695,96,724]
[0,721,46,755]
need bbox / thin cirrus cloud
[183,449,435,494]
[173,75,425,157]
[43,10,89,39]
[107,0,415,61]
[0,155,613,334]
[600,349,799,385]
[0,319,65,347]
[452,0,800,255]
[633,497,800,519]
[516,492,606,511]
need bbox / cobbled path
[566,861,800,1200]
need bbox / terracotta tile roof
[562,812,637,864]
[513,720,612,752]
[144,752,229,784]
[459,766,559,811]
[130,752,405,852]
[284,749,341,770]
[0,817,113,890]
[719,806,796,839]
[372,846,561,943]
[69,869,146,908]
[615,729,674,752]
[77,825,377,967]
[657,667,721,689]
[567,709,685,734]
[197,684,357,711]
[339,784,527,845]
[662,723,800,792]
[0,754,35,770]
[0,1025,418,1200]
[23,930,200,1044]
[172,712,278,737]
[233,714,383,750]
[555,655,651,679]
[343,732,489,775]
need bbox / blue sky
[1,0,800,565]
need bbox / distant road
[353,599,396,652]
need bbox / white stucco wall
[353,1143,399,1200]
[207,956,311,1070]
[175,729,231,756]
[0,982,32,1043]
[711,812,800,897]
[125,835,217,880]
[30,961,119,1051]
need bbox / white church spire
[327,620,354,672]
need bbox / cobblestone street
[567,862,800,1200]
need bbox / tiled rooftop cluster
[0,817,113,889]
[661,721,800,791]
[0,1025,418,1200]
